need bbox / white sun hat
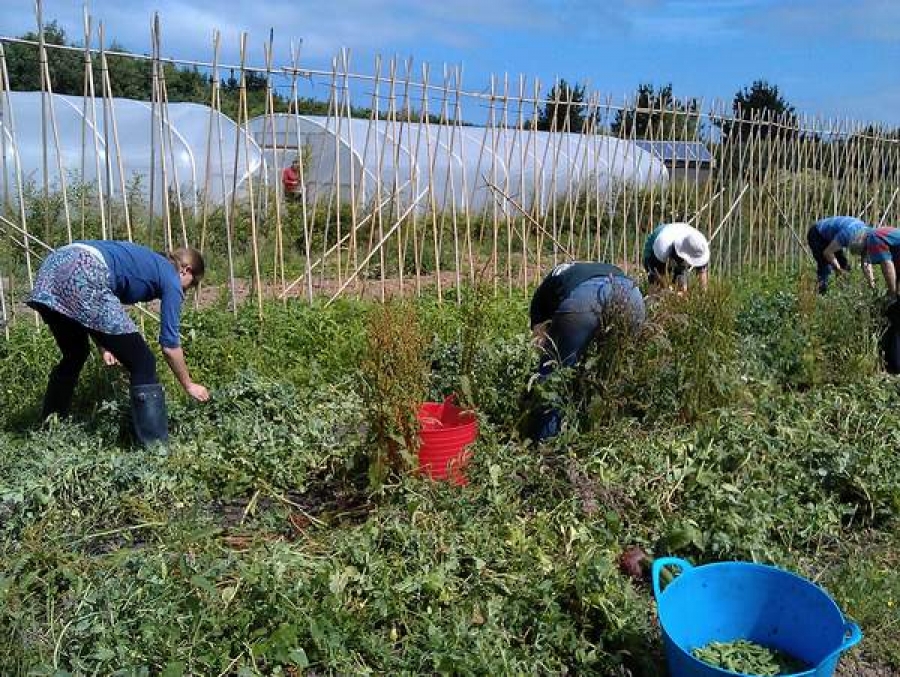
[674,230,710,268]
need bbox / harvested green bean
[692,639,809,676]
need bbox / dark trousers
[34,305,158,419]
[529,277,645,441]
[807,226,849,294]
[882,300,900,375]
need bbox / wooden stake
[0,42,35,288]
[237,33,263,315]
[709,183,749,244]
[278,181,411,298]
[482,175,575,259]
[325,189,427,306]
[82,8,107,240]
[288,39,313,302]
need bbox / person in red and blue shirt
[860,227,900,373]
[860,227,900,297]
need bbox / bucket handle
[816,621,862,669]
[651,556,693,599]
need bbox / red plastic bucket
[417,397,478,486]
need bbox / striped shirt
[863,227,900,265]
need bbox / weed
[359,301,429,489]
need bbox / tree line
[1,21,448,123]
[534,78,797,140]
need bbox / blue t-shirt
[83,240,184,348]
[815,216,866,248]
[863,227,900,265]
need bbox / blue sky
[4,0,900,126]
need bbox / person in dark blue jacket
[26,240,209,445]
[525,261,646,441]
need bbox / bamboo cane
[82,9,107,240]
[278,182,411,299]
[154,23,187,250]
[482,175,575,259]
[531,79,548,271]
[384,56,400,298]
[97,23,118,238]
[763,184,811,257]
[709,183,749,244]
[432,62,453,300]
[438,63,463,301]
[288,39,314,302]
[341,48,360,288]
[237,33,262,316]
[262,31,285,298]
[325,189,427,306]
[0,269,9,340]
[877,187,900,227]
[39,65,73,245]
[329,55,345,291]
[405,57,426,296]
[500,72,515,294]
[512,73,529,287]
[363,55,384,297]
[453,65,476,286]
[147,15,161,249]
[196,29,219,307]
[419,63,443,302]
[98,25,132,243]
[222,51,242,312]
[36,0,51,242]
[0,42,35,289]
[0,52,8,210]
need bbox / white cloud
[3,0,555,62]
[741,0,900,42]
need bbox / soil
[836,654,899,677]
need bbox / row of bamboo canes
[1,5,899,325]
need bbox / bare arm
[162,346,209,401]
[881,260,897,296]
[823,240,846,271]
[531,320,551,349]
[698,268,709,291]
[862,260,875,289]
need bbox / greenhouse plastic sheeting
[249,114,669,213]
[0,91,263,208]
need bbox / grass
[0,273,898,675]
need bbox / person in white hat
[642,222,710,292]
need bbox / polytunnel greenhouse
[0,91,262,209]
[248,114,669,214]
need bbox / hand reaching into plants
[532,321,551,348]
[185,382,210,402]
[101,350,119,366]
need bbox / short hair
[168,247,205,287]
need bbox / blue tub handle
[816,621,862,672]
[652,556,693,599]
